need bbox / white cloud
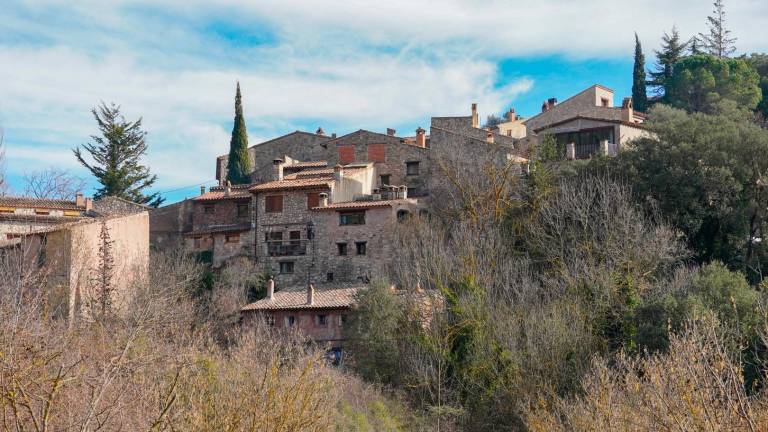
[0,0,765,194]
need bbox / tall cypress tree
[73,102,163,206]
[632,33,648,112]
[226,82,252,185]
[649,26,688,97]
[699,0,737,58]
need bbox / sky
[1,0,767,203]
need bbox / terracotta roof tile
[0,196,84,211]
[289,160,328,168]
[250,178,333,192]
[311,199,414,211]
[185,223,252,235]
[194,188,252,201]
[241,287,359,311]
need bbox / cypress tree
[649,26,688,97]
[699,0,737,58]
[73,102,163,206]
[226,82,252,185]
[632,33,648,112]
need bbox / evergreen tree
[632,33,648,112]
[92,221,115,319]
[699,0,737,58]
[689,35,703,55]
[74,103,163,206]
[648,26,688,97]
[226,82,252,185]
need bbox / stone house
[241,280,357,350]
[184,184,253,267]
[522,84,649,159]
[0,195,149,320]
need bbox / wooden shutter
[265,195,283,213]
[307,192,320,209]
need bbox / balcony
[266,240,307,257]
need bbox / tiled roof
[0,213,89,224]
[250,178,333,192]
[194,187,252,201]
[241,287,359,311]
[0,196,84,211]
[185,223,252,235]
[311,199,413,211]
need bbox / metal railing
[266,240,307,257]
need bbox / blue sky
[1,0,767,203]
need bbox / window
[266,314,275,326]
[340,314,348,326]
[355,241,367,255]
[337,243,348,256]
[204,205,215,214]
[237,203,249,218]
[316,314,328,326]
[64,210,81,217]
[406,161,420,176]
[601,97,609,107]
[266,231,283,242]
[285,315,296,327]
[338,145,355,164]
[307,192,320,209]
[397,210,411,222]
[225,234,240,243]
[339,211,365,226]
[265,195,283,213]
[279,261,294,274]
[367,144,386,163]
[327,272,334,282]
[193,237,201,248]
[35,209,50,215]
[0,207,14,214]
[289,231,301,247]
[379,174,391,187]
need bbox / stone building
[522,84,649,159]
[241,280,357,351]
[0,195,149,320]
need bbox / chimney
[400,185,408,199]
[319,192,329,207]
[386,128,396,136]
[621,97,634,122]
[225,180,231,196]
[272,159,284,181]
[306,283,315,305]
[471,103,479,128]
[200,186,206,196]
[267,277,275,300]
[415,127,426,148]
[331,133,337,139]
[486,131,494,144]
[75,193,85,207]
[316,127,325,136]
[600,139,610,157]
[505,108,517,122]
[333,164,344,182]
[541,98,557,112]
[84,198,93,212]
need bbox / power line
[155,179,218,196]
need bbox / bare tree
[22,167,87,200]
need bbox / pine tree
[699,0,737,58]
[648,26,688,97]
[689,36,703,55]
[74,103,163,206]
[632,33,648,112]
[226,82,252,185]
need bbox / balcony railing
[266,240,307,257]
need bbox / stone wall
[244,307,347,347]
[149,199,193,250]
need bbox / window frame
[316,314,328,327]
[236,202,250,218]
[339,211,366,226]
[337,242,348,256]
[307,192,321,209]
[406,161,420,176]
[355,241,367,255]
[203,205,215,214]
[279,261,295,274]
